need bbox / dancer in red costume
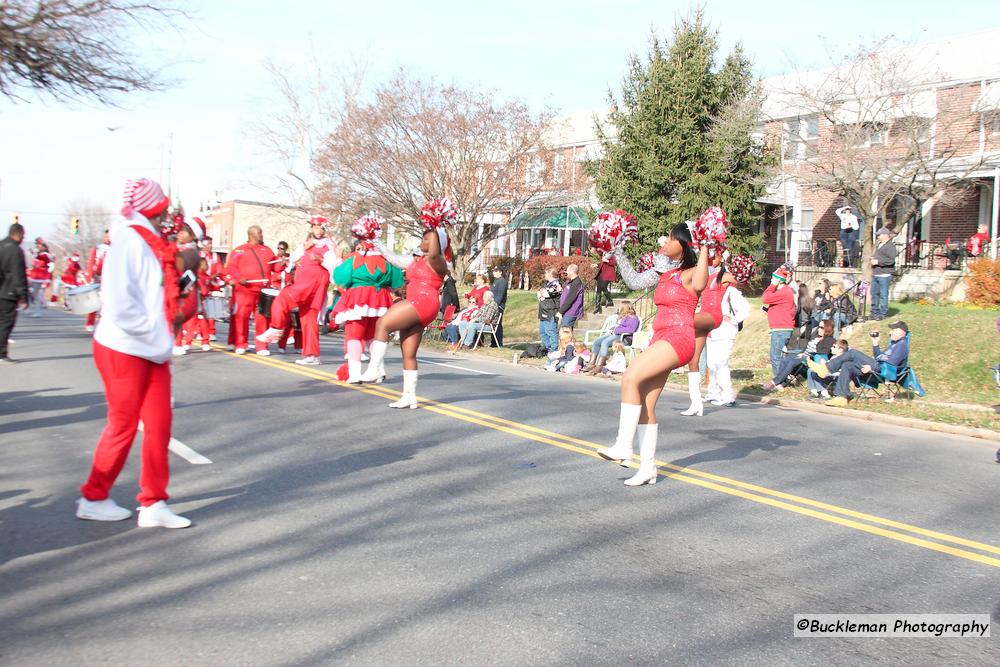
[84,230,110,331]
[596,220,710,486]
[358,198,453,408]
[76,177,190,528]
[330,212,404,383]
[256,216,340,364]
[679,252,736,417]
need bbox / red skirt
[332,285,394,324]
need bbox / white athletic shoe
[209,334,217,341]
[276,347,286,355]
[84,325,95,332]
[226,344,235,351]
[137,501,191,529]
[255,327,283,344]
[235,347,246,355]
[201,344,211,352]
[256,349,271,356]
[172,346,186,356]
[295,356,320,366]
[76,497,132,522]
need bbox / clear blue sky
[2,0,998,240]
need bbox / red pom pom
[587,209,637,253]
[420,198,457,230]
[352,212,384,241]
[728,253,757,284]
[635,251,656,272]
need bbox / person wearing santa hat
[329,213,404,383]
[76,177,191,528]
[762,265,796,377]
[26,237,54,317]
[356,199,453,408]
[83,230,111,331]
[256,216,341,364]
[225,225,276,355]
[58,252,83,306]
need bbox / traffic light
[70,216,80,235]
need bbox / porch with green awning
[508,206,593,256]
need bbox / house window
[552,152,565,185]
[803,114,820,140]
[991,112,1000,135]
[775,208,792,252]
[783,119,801,161]
[525,155,543,186]
[850,122,887,148]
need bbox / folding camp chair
[425,304,456,341]
[471,307,503,348]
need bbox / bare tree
[311,71,557,278]
[773,38,988,279]
[248,55,368,221]
[0,0,181,103]
[48,200,113,261]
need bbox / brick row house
[758,31,1000,276]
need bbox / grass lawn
[450,290,1000,431]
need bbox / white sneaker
[226,344,235,351]
[287,336,295,346]
[172,345,186,356]
[276,347,286,355]
[361,353,370,361]
[76,497,132,522]
[84,325,95,332]
[137,501,191,529]
[295,356,320,366]
[235,347,247,355]
[256,349,271,356]
[201,344,211,352]
[255,327,283,344]
[209,334,217,341]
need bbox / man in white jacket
[76,177,191,529]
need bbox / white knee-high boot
[624,423,658,486]
[389,369,418,409]
[597,403,641,466]
[359,340,387,382]
[680,371,703,416]
[346,358,363,384]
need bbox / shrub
[966,258,1000,307]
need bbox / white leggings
[705,336,736,403]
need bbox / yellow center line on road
[212,346,1000,568]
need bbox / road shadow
[669,429,800,469]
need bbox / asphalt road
[2,310,998,666]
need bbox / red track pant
[232,286,270,351]
[181,315,211,346]
[81,340,172,507]
[270,271,328,358]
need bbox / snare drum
[203,295,229,320]
[258,288,280,317]
[65,284,102,315]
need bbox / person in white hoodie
[76,178,191,529]
[703,254,754,408]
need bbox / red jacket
[762,284,795,329]
[227,243,276,291]
[598,257,617,282]
[86,245,109,282]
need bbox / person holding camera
[807,320,910,407]
[870,227,897,321]
[537,267,562,353]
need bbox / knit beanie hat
[121,178,169,219]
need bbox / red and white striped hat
[121,178,170,218]
[185,216,207,241]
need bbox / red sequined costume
[697,267,725,329]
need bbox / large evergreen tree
[590,12,771,254]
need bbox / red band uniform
[226,241,277,352]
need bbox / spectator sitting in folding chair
[808,320,910,407]
[761,319,834,393]
[455,291,501,351]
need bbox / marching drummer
[256,216,341,365]
[84,230,110,332]
[199,235,225,343]
[225,225,276,355]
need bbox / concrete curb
[732,392,1000,443]
[446,345,1000,444]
